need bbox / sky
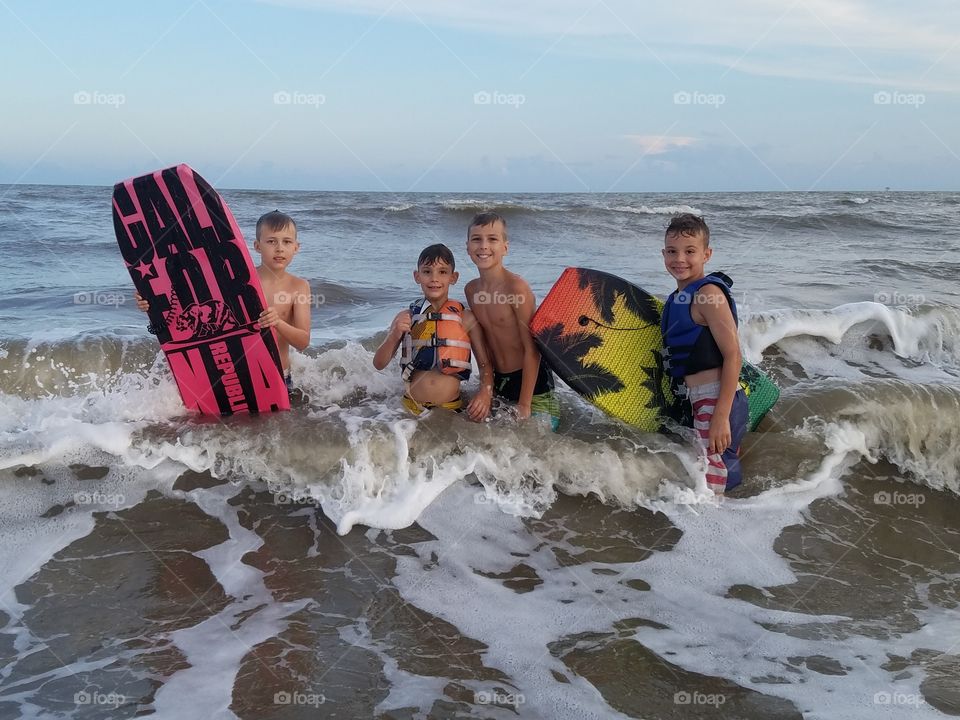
[0,0,958,192]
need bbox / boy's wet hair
[256,210,297,240]
[418,243,456,270]
[468,212,508,241]
[665,213,710,246]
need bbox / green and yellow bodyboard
[530,267,778,432]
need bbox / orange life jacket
[400,298,472,381]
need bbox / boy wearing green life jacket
[373,244,494,420]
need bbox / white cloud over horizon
[263,0,960,91]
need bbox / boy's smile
[663,232,711,288]
[467,221,508,270]
[414,260,458,303]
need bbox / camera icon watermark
[273,90,326,108]
[475,690,525,707]
[473,90,526,108]
[674,690,726,706]
[73,90,126,108]
[74,690,125,709]
[874,491,925,507]
[474,290,525,305]
[873,90,925,108]
[73,291,127,307]
[672,290,735,307]
[874,691,925,706]
[673,90,725,108]
[474,490,494,505]
[273,690,326,707]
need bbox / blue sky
[0,0,957,191]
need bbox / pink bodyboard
[112,164,290,415]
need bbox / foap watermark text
[874,491,925,507]
[473,290,525,305]
[674,690,727,706]
[874,690,925,706]
[674,90,725,108]
[74,691,125,709]
[474,90,525,108]
[475,690,525,707]
[274,91,325,108]
[874,90,925,108]
[274,690,325,707]
[875,290,925,309]
[74,91,126,108]
[74,291,126,307]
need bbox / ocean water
[1,184,959,719]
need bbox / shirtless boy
[464,213,560,430]
[136,210,311,386]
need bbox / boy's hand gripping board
[112,164,290,415]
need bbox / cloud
[261,0,960,90]
[623,135,698,155]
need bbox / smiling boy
[373,243,493,420]
[464,212,560,430]
[660,213,747,494]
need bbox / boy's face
[414,259,458,303]
[254,222,299,273]
[466,221,508,270]
[662,231,711,285]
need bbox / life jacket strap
[410,311,463,324]
[409,337,470,349]
[443,359,472,370]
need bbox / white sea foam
[440,198,550,212]
[383,420,952,718]
[741,301,960,371]
[152,481,311,720]
[609,204,702,216]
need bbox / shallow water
[0,185,958,718]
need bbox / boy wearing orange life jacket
[373,244,494,421]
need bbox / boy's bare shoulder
[506,271,533,295]
[695,283,729,302]
[280,273,310,294]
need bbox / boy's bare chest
[261,281,296,315]
[472,301,515,329]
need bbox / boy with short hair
[660,213,748,494]
[464,212,560,430]
[373,243,493,421]
[136,210,311,386]
[251,211,311,384]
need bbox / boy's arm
[512,279,541,420]
[463,309,493,421]
[463,279,477,309]
[695,286,742,455]
[373,310,411,370]
[259,278,312,351]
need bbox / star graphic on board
[134,261,154,279]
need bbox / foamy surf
[2,185,959,717]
